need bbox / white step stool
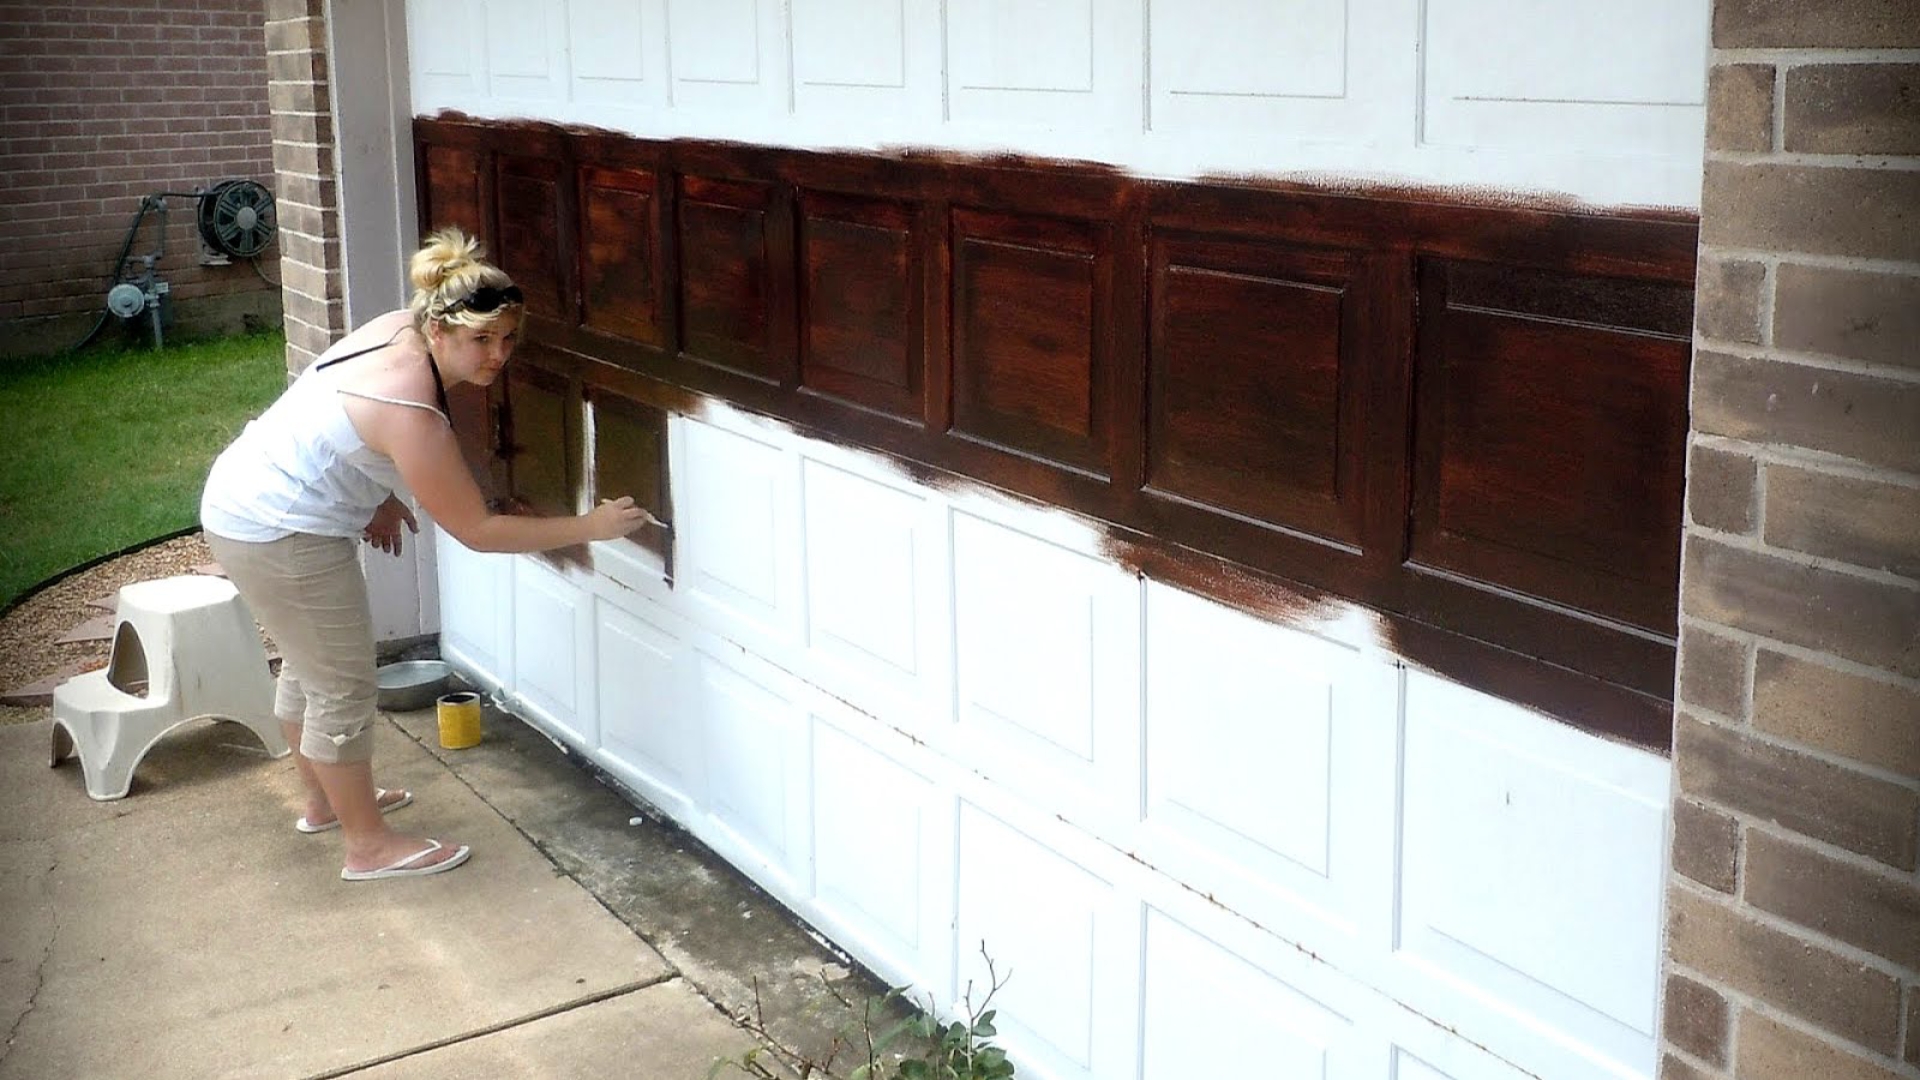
[50,575,289,800]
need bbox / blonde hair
[408,227,518,330]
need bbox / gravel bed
[0,533,218,726]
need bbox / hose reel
[196,179,277,261]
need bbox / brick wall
[1666,3,1920,1079]
[0,0,281,358]
[264,0,343,376]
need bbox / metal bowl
[375,660,452,712]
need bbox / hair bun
[409,227,487,292]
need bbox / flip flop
[340,839,472,881]
[295,788,414,833]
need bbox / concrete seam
[293,977,674,1080]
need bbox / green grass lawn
[0,330,287,608]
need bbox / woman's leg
[209,533,463,873]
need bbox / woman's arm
[368,403,646,554]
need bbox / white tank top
[200,339,448,543]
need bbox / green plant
[711,946,1017,1080]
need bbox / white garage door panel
[679,419,800,642]
[481,0,565,102]
[1421,0,1708,156]
[511,556,593,748]
[569,0,654,106]
[1142,909,1358,1080]
[435,532,512,690]
[812,718,953,987]
[954,801,1138,1080]
[1140,582,1397,951]
[1398,671,1668,1076]
[952,510,1140,822]
[595,598,698,811]
[803,458,926,684]
[697,650,811,888]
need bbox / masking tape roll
[436,691,483,750]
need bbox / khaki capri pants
[206,532,378,764]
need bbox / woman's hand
[585,496,650,541]
[363,495,420,556]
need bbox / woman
[201,228,646,881]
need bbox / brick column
[264,0,344,375]
[1664,3,1920,1079]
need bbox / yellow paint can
[436,691,483,750]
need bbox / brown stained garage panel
[590,390,672,564]
[504,363,577,518]
[415,116,1698,749]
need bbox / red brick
[1675,711,1919,869]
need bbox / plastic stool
[50,575,288,799]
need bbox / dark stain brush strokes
[416,114,1697,753]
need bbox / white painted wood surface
[437,401,1673,1080]
[405,0,1708,207]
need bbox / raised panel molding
[1141,909,1355,1080]
[511,556,593,748]
[504,363,578,516]
[948,0,1093,93]
[1146,231,1366,544]
[1408,259,1691,633]
[481,0,566,102]
[798,190,921,418]
[1397,670,1668,1076]
[954,800,1138,1080]
[496,152,569,319]
[677,175,787,383]
[668,0,762,85]
[696,649,810,888]
[679,419,799,640]
[1153,0,1347,100]
[595,599,696,806]
[1420,0,1708,157]
[420,142,486,240]
[792,0,908,89]
[579,164,663,345]
[951,208,1109,475]
[569,0,649,101]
